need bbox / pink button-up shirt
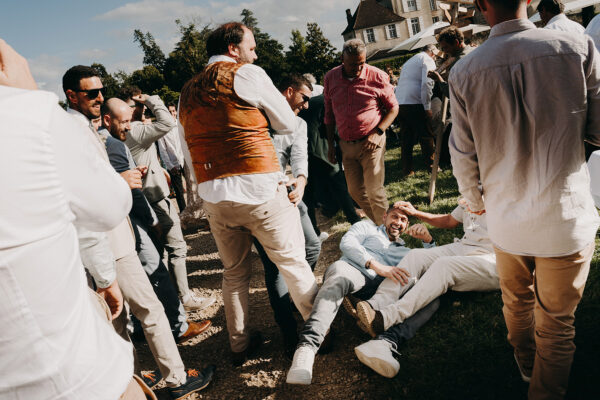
[324,64,397,141]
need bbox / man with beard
[178,22,318,366]
[286,205,434,385]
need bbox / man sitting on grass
[354,199,499,377]
[286,204,435,385]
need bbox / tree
[127,65,165,95]
[164,20,211,91]
[305,22,339,83]
[133,30,166,71]
[91,62,121,98]
[286,29,308,75]
[241,9,287,85]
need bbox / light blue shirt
[339,220,435,278]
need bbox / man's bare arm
[394,201,460,229]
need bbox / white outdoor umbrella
[390,22,491,52]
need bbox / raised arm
[128,95,176,149]
[394,201,460,229]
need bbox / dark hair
[167,103,177,109]
[277,74,313,93]
[206,22,248,57]
[487,0,527,12]
[116,86,141,101]
[537,0,564,15]
[62,65,98,94]
[436,26,464,45]
[386,204,409,215]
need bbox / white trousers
[367,242,499,330]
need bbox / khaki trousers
[339,136,389,224]
[203,185,318,352]
[113,251,187,387]
[495,243,594,400]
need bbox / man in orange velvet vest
[178,22,318,366]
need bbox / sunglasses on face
[301,94,310,103]
[75,87,106,99]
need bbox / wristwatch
[374,126,384,136]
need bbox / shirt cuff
[423,240,436,249]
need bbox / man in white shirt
[158,104,187,212]
[395,44,438,175]
[0,38,135,400]
[449,0,600,397]
[538,0,585,33]
[178,22,318,366]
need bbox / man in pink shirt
[324,39,399,224]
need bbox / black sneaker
[141,369,162,390]
[169,366,215,400]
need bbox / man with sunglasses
[252,74,322,359]
[448,0,600,397]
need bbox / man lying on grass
[354,199,499,378]
[286,204,435,385]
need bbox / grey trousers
[151,197,189,299]
[112,251,187,387]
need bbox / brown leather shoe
[177,320,211,344]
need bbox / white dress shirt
[0,87,133,399]
[272,116,309,179]
[545,13,585,34]
[181,54,296,205]
[158,124,185,170]
[394,52,436,110]
[449,18,600,257]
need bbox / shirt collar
[66,107,92,128]
[547,14,567,25]
[489,18,536,39]
[208,54,237,65]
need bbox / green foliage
[91,62,122,98]
[286,29,308,75]
[127,65,165,95]
[371,51,418,73]
[305,22,339,82]
[156,85,180,107]
[133,30,166,71]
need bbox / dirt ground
[137,213,400,400]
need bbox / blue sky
[1,0,357,99]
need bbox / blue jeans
[298,260,384,351]
[132,217,188,338]
[255,201,321,339]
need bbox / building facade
[342,0,446,58]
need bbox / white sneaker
[183,293,216,311]
[286,346,315,385]
[318,232,329,242]
[354,339,400,378]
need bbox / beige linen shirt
[449,18,600,257]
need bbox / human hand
[286,175,306,205]
[96,280,124,320]
[406,223,433,243]
[120,169,142,189]
[136,165,148,178]
[393,201,418,217]
[427,70,444,83]
[0,38,37,90]
[327,144,337,164]
[369,259,410,285]
[131,93,149,104]
[363,131,383,152]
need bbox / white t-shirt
[0,86,133,399]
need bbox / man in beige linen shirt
[448,0,600,398]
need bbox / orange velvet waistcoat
[179,61,280,184]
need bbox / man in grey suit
[121,88,215,311]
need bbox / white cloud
[95,0,208,25]
[28,54,66,97]
[79,48,109,60]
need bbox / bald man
[99,98,215,396]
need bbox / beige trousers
[495,243,594,400]
[339,136,389,224]
[203,185,318,352]
[112,251,187,387]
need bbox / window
[411,17,421,35]
[429,0,437,10]
[365,28,375,43]
[432,16,440,23]
[407,0,417,12]
[387,24,398,39]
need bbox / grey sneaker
[183,293,216,311]
[355,339,400,378]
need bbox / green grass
[344,139,600,399]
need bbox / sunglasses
[75,87,106,99]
